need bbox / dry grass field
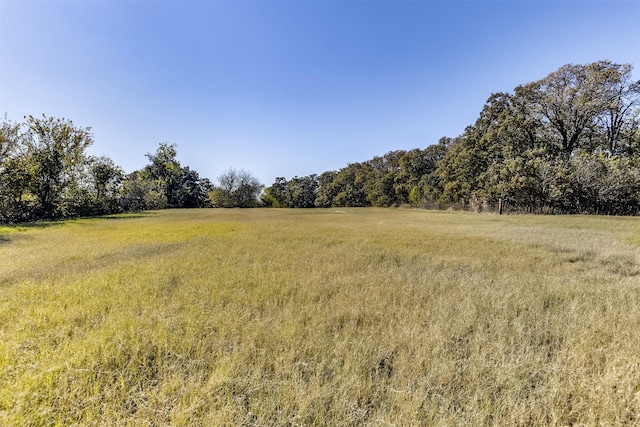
[2,208,640,426]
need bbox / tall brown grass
[1,208,640,425]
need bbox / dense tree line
[261,140,449,209]
[0,115,264,223]
[119,142,215,212]
[4,60,639,221]
[264,60,640,215]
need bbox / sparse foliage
[210,168,263,208]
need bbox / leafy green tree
[404,138,451,206]
[90,156,123,203]
[315,171,339,207]
[285,175,319,208]
[0,117,31,221]
[361,152,402,207]
[364,169,396,207]
[596,156,640,215]
[24,115,93,218]
[82,155,125,215]
[517,61,639,156]
[175,167,213,208]
[143,143,183,208]
[207,188,229,208]
[437,94,515,206]
[331,163,369,207]
[0,155,33,220]
[134,143,213,210]
[0,116,19,168]
[262,177,289,207]
[120,171,167,212]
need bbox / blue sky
[2,1,639,186]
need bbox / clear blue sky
[2,1,639,186]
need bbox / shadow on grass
[10,220,62,229]
[0,219,66,245]
[0,212,155,244]
[96,212,155,220]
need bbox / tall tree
[331,163,369,207]
[24,115,93,218]
[0,116,19,167]
[362,152,402,207]
[143,143,182,208]
[120,170,167,212]
[89,155,124,213]
[210,169,263,208]
[175,166,213,208]
[406,137,452,206]
[518,61,636,156]
[0,117,27,221]
[315,171,339,208]
[595,62,640,154]
[262,177,289,207]
[284,175,319,208]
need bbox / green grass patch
[2,208,640,425]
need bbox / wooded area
[264,61,640,214]
[2,60,639,223]
[0,114,217,223]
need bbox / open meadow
[2,208,640,425]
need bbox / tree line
[263,60,640,215]
[0,115,265,223]
[3,60,639,222]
